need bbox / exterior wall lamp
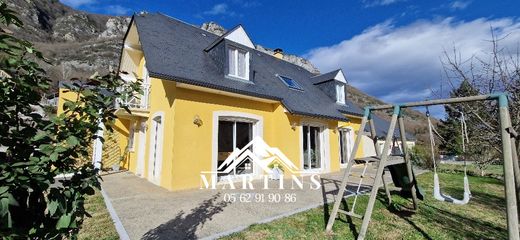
[193,115,203,127]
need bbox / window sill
[226,75,252,83]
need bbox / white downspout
[92,120,104,169]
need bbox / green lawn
[222,172,508,239]
[78,191,119,240]
[438,163,503,179]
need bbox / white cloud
[232,0,261,8]
[104,5,131,15]
[450,0,471,10]
[203,3,236,16]
[60,0,95,8]
[305,17,520,105]
[363,0,405,8]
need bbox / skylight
[278,75,303,91]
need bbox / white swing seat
[433,173,471,205]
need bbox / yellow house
[58,13,373,191]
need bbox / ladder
[326,105,419,240]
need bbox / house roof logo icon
[216,136,303,174]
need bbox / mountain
[7,0,130,84]
[7,0,429,137]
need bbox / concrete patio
[101,166,402,239]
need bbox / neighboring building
[361,114,416,156]
[57,13,412,191]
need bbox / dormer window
[336,84,346,104]
[228,46,249,80]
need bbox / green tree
[437,80,479,155]
[0,2,139,238]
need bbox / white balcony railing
[115,83,150,110]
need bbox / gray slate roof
[337,100,415,140]
[131,13,415,140]
[132,13,362,121]
[310,69,342,84]
[368,114,416,141]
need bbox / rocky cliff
[7,0,129,83]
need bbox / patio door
[303,125,322,171]
[339,128,354,167]
[217,119,253,178]
[148,115,163,185]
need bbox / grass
[222,172,508,240]
[438,163,504,179]
[78,190,119,240]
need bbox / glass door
[217,120,253,178]
[339,128,353,166]
[303,125,322,170]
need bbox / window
[278,75,304,91]
[303,125,322,170]
[339,128,353,165]
[228,46,249,80]
[336,84,345,104]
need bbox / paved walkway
[101,166,413,239]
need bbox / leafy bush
[410,144,434,169]
[0,3,139,239]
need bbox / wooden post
[398,113,418,210]
[369,117,392,204]
[498,94,520,240]
[326,108,370,233]
[511,136,520,218]
[326,93,519,239]
[358,105,400,240]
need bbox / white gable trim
[224,25,254,49]
[334,70,347,83]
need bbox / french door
[303,125,322,170]
[339,128,354,166]
[217,119,253,178]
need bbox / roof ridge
[311,69,341,78]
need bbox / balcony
[115,83,151,119]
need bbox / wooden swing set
[326,93,519,240]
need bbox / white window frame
[228,46,250,80]
[338,127,354,168]
[336,84,346,104]
[300,121,329,173]
[212,111,263,182]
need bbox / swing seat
[433,173,471,205]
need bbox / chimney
[273,48,283,59]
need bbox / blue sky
[61,0,520,117]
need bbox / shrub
[0,3,140,238]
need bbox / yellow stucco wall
[57,59,366,192]
[147,82,365,190]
